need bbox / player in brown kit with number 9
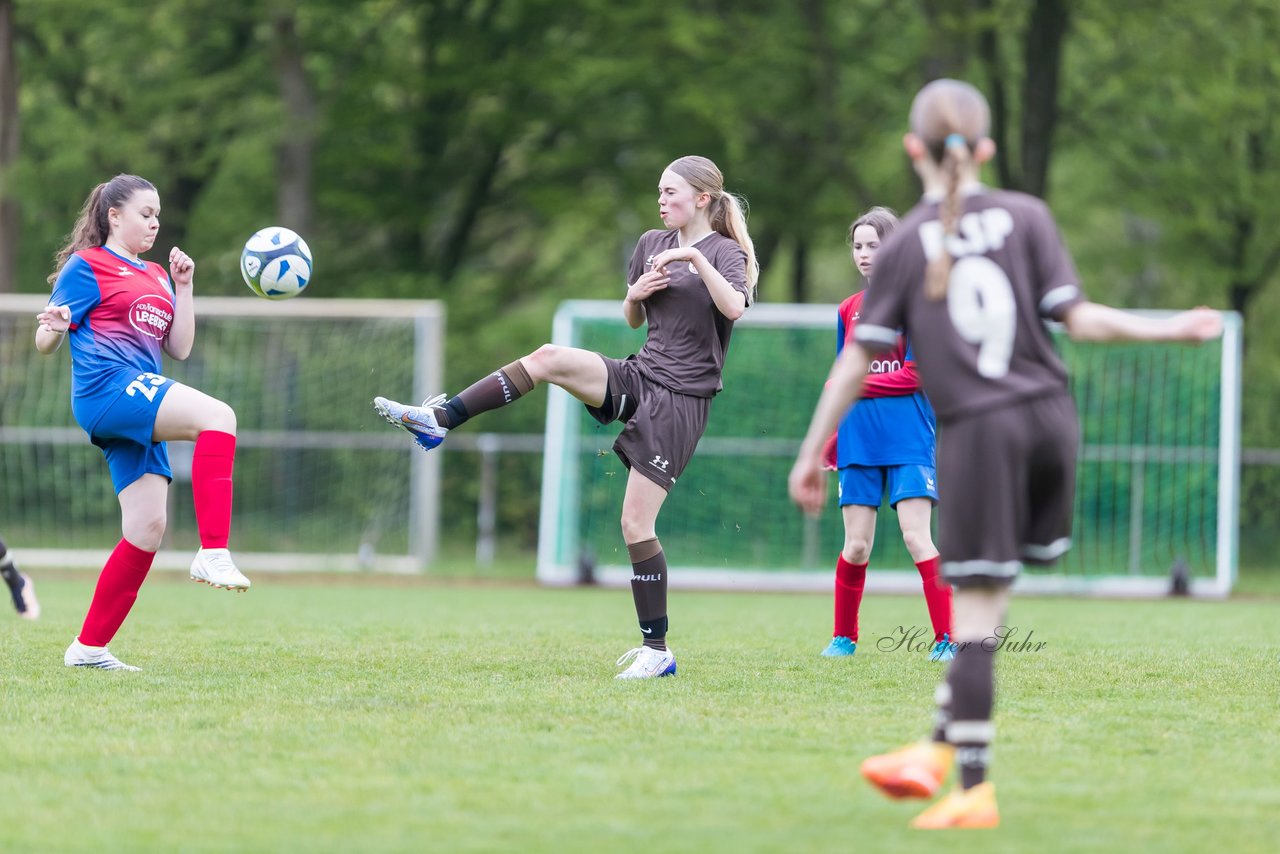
[789,80,1221,828]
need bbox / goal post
[0,294,444,573]
[536,300,1241,598]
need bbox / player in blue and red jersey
[36,174,249,672]
[819,207,953,662]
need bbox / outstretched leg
[374,345,608,450]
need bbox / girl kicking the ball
[37,174,250,673]
[373,155,757,680]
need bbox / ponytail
[925,135,969,300]
[709,191,759,304]
[907,80,992,300]
[48,174,156,286]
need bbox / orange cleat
[910,782,999,829]
[860,741,954,799]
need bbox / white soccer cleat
[190,548,251,591]
[372,393,449,452]
[615,646,677,679]
[64,639,141,672]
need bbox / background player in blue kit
[790,80,1222,828]
[820,207,953,661]
[37,174,249,672]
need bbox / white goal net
[537,300,1241,597]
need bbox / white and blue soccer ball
[240,227,312,299]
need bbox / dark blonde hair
[908,80,990,299]
[49,174,156,285]
[667,155,759,303]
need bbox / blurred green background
[2,0,1276,574]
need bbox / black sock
[0,539,18,590]
[628,538,668,651]
[945,642,996,789]
[436,361,535,429]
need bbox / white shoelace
[616,647,645,668]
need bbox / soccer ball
[240,227,312,299]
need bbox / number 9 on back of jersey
[240,226,313,299]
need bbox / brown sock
[627,538,668,651]
[438,360,535,428]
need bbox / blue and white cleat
[373,393,449,452]
[615,646,677,679]
[929,633,956,663]
[821,635,857,657]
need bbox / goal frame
[0,294,444,574]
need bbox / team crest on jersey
[129,295,175,340]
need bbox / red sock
[916,555,953,642]
[79,538,156,646]
[833,555,868,641]
[192,430,236,549]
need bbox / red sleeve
[860,361,921,398]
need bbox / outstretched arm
[1063,302,1222,343]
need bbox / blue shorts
[838,463,938,509]
[81,370,176,493]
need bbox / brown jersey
[625,229,750,398]
[854,188,1085,422]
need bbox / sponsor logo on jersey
[129,295,175,340]
[116,266,135,277]
[867,358,902,374]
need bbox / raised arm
[162,246,196,360]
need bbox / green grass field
[3,574,1277,853]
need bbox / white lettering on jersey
[128,296,175,340]
[947,256,1017,378]
[866,359,902,375]
[919,208,1015,261]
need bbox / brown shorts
[937,392,1079,587]
[584,354,712,491]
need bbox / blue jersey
[50,247,176,432]
[835,290,936,468]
